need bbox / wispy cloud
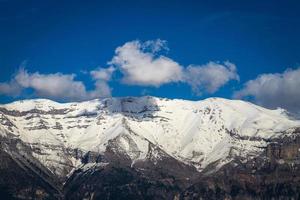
[0,80,23,97]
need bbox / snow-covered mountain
[1,96,300,199]
[1,97,299,174]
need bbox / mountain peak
[1,96,299,172]
[1,96,300,198]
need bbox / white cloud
[90,66,115,81]
[0,39,240,101]
[109,39,183,86]
[234,67,300,115]
[109,39,239,93]
[0,68,113,101]
[89,66,116,99]
[0,81,22,96]
[142,39,169,53]
[185,61,239,95]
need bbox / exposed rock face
[182,133,300,199]
[0,97,300,199]
[0,134,62,199]
[64,149,196,200]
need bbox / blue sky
[1,0,300,114]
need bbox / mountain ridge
[1,96,300,199]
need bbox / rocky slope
[0,96,300,199]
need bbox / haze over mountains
[1,96,300,199]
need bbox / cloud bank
[234,67,300,116]
[0,39,239,101]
